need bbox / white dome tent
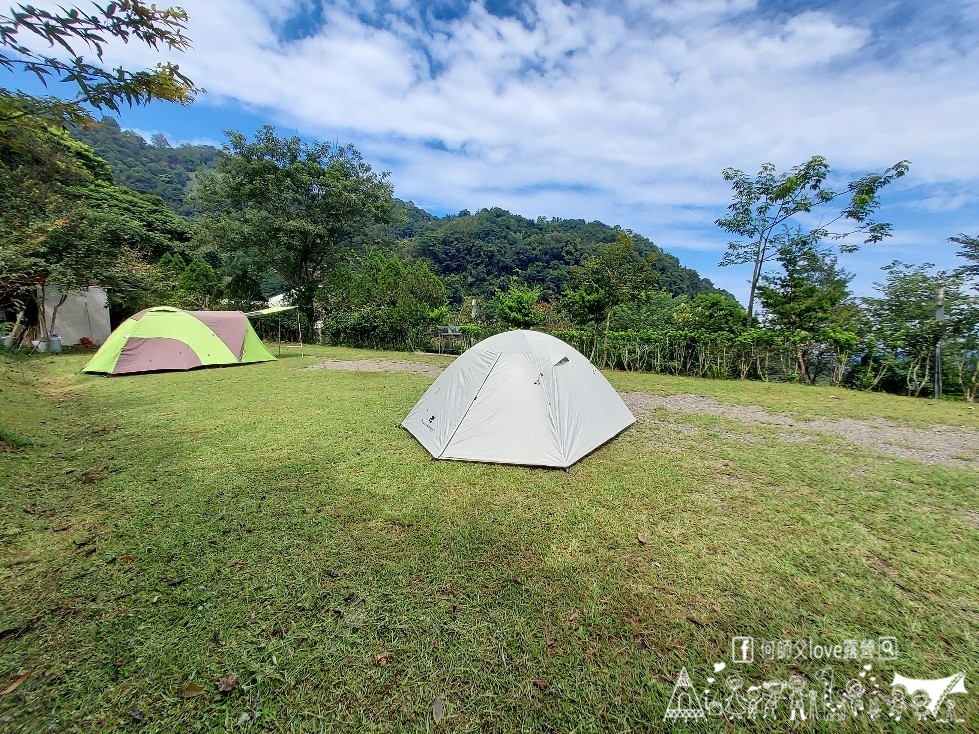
[402,330,635,468]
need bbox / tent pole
[298,312,304,358]
[278,321,281,356]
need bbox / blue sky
[5,0,979,303]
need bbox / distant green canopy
[83,307,275,376]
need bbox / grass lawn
[1,346,977,732]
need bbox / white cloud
[48,0,979,300]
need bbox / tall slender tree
[716,155,909,323]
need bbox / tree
[494,282,544,329]
[950,233,979,288]
[756,243,856,384]
[69,118,222,215]
[860,262,976,397]
[716,155,909,323]
[177,256,220,308]
[317,252,447,350]
[192,126,396,318]
[1,115,190,317]
[1,1,199,127]
[687,293,748,335]
[564,231,659,331]
[609,289,680,332]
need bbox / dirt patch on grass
[306,358,445,378]
[622,392,979,470]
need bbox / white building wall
[40,285,112,346]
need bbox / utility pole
[935,287,945,399]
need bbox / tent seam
[535,354,567,467]
[438,352,502,459]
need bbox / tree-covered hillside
[68,120,725,303]
[381,205,721,302]
[70,118,221,215]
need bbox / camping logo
[663,663,968,724]
[663,667,705,721]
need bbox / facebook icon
[732,636,754,663]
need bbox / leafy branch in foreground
[0,1,200,126]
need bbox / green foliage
[860,262,978,397]
[193,126,396,318]
[565,232,660,331]
[49,126,728,310]
[220,251,265,310]
[399,207,721,305]
[0,114,190,323]
[493,282,544,329]
[70,118,221,215]
[757,244,856,384]
[608,290,680,332]
[950,233,979,287]
[318,252,447,351]
[0,1,199,128]
[716,155,909,320]
[177,256,220,309]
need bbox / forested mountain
[69,118,221,215]
[380,204,722,302]
[69,119,724,302]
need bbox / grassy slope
[1,347,977,732]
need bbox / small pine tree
[178,256,221,309]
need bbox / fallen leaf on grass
[1,673,29,695]
[325,569,340,578]
[218,675,238,693]
[375,651,390,666]
[177,683,206,698]
[129,707,145,722]
[637,534,648,546]
[533,679,548,690]
[344,592,360,606]
[432,696,445,723]
[229,561,245,568]
[121,555,134,564]
[567,611,580,623]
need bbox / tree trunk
[796,346,808,384]
[48,293,69,337]
[746,239,765,325]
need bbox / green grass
[1,347,977,732]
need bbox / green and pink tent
[82,307,276,376]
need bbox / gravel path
[305,358,445,378]
[621,392,979,470]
